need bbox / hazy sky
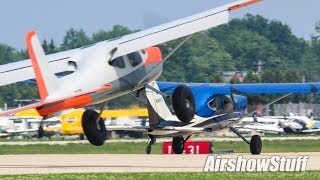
[0,0,319,50]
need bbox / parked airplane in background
[0,1,263,147]
[235,116,320,134]
[0,115,59,138]
[59,108,148,138]
[106,81,320,155]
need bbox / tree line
[1,14,320,108]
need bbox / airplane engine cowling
[172,85,195,122]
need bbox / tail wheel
[172,85,195,122]
[172,136,185,154]
[82,109,107,146]
[250,135,262,155]
[37,126,44,139]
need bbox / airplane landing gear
[250,135,262,155]
[229,127,262,155]
[172,136,185,154]
[146,135,156,154]
[82,109,107,146]
[172,85,195,123]
[37,116,48,139]
[37,125,44,139]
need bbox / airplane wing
[105,0,262,58]
[0,49,79,87]
[0,102,43,117]
[228,83,320,94]
[0,0,260,86]
[105,125,210,132]
[237,124,284,133]
[156,82,320,95]
[301,129,320,133]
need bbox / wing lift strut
[229,93,292,154]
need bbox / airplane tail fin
[146,81,173,120]
[26,31,59,100]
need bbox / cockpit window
[127,51,142,67]
[208,97,220,111]
[208,95,234,112]
[231,94,237,103]
[224,95,234,112]
[109,56,125,68]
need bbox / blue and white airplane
[106,81,320,155]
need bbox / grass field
[1,172,320,180]
[0,140,319,154]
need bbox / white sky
[0,0,319,50]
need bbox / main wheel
[250,135,262,155]
[172,85,195,122]
[82,109,107,146]
[172,136,185,154]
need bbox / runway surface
[1,136,320,145]
[0,153,320,174]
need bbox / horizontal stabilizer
[105,125,209,132]
[0,102,43,117]
[106,126,150,132]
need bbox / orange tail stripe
[26,31,48,100]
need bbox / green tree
[160,32,234,82]
[208,73,224,83]
[0,44,17,65]
[308,21,320,82]
[60,28,91,50]
[243,71,260,83]
[213,29,277,71]
[92,25,135,43]
[209,14,310,73]
[42,39,57,54]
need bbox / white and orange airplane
[0,1,262,146]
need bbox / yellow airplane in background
[14,108,148,136]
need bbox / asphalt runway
[0,153,320,174]
[1,136,320,145]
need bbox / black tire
[250,135,262,155]
[172,136,185,154]
[146,145,152,154]
[172,85,195,122]
[82,109,107,146]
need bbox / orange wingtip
[228,0,262,11]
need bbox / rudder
[26,31,59,100]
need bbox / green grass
[1,172,320,180]
[213,140,320,153]
[0,140,319,155]
[263,133,320,137]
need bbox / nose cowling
[144,47,162,66]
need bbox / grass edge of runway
[0,140,319,154]
[0,171,320,180]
